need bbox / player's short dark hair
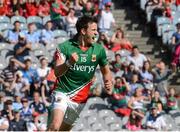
[76,16,97,33]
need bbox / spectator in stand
[19,56,39,85]
[97,32,110,49]
[30,91,47,117]
[176,0,180,5]
[110,77,131,117]
[128,73,142,96]
[9,109,27,131]
[140,61,153,89]
[11,0,24,16]
[98,2,115,32]
[152,61,172,97]
[1,100,14,120]
[7,21,21,45]
[127,87,150,130]
[0,0,11,16]
[14,33,32,62]
[172,23,180,46]
[166,87,179,112]
[50,0,68,30]
[0,57,19,91]
[25,23,40,44]
[123,63,138,82]
[127,46,147,71]
[146,105,167,130]
[20,97,33,122]
[65,8,78,37]
[0,92,5,111]
[0,110,9,131]
[40,21,54,45]
[37,56,50,82]
[38,0,50,17]
[81,1,95,16]
[110,28,132,52]
[25,0,38,17]
[10,70,30,98]
[73,0,83,17]
[99,0,112,9]
[111,53,124,77]
[151,90,165,114]
[12,95,23,111]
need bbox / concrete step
[116,20,132,25]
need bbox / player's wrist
[65,60,72,68]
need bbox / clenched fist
[69,52,79,65]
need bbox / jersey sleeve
[98,46,108,67]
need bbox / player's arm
[100,65,113,95]
[54,49,78,77]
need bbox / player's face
[84,22,98,45]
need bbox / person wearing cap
[10,70,30,98]
[14,32,32,62]
[172,23,180,45]
[40,21,54,45]
[98,1,116,32]
[8,109,27,131]
[146,105,166,130]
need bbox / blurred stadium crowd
[0,0,179,131]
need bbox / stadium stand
[0,0,179,131]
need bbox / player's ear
[81,28,86,36]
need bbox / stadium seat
[31,43,45,51]
[177,5,180,11]
[20,23,28,31]
[27,16,43,29]
[0,42,8,51]
[0,57,7,70]
[27,16,42,24]
[87,116,102,126]
[91,122,107,131]
[42,15,51,25]
[55,37,69,44]
[80,109,97,119]
[156,17,171,37]
[0,16,10,23]
[109,123,122,131]
[53,30,68,38]
[173,16,180,25]
[122,116,129,126]
[0,23,14,32]
[11,16,26,24]
[175,116,180,126]
[163,114,177,130]
[104,116,119,126]
[170,4,177,11]
[98,109,116,119]
[45,43,56,52]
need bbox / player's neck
[78,36,90,51]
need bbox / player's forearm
[54,63,69,77]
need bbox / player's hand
[104,80,113,95]
[54,48,61,61]
[69,52,78,65]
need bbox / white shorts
[51,91,85,125]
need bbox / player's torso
[56,41,102,102]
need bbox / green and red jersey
[55,37,108,103]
